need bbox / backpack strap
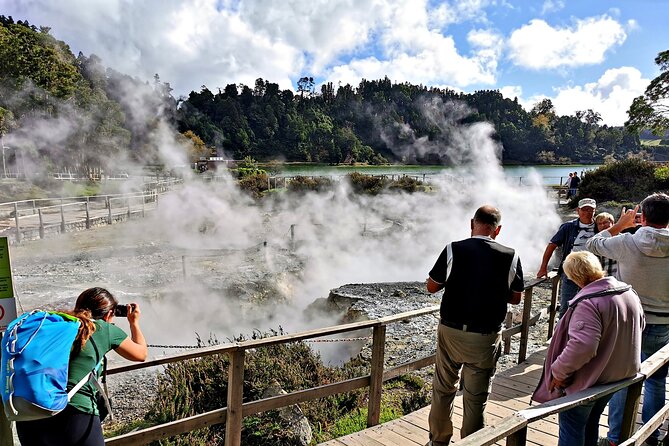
[67,336,112,419]
[567,284,633,310]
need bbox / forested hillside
[0,16,645,174]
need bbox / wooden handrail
[452,342,669,445]
[103,273,560,445]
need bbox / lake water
[276,164,601,185]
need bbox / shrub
[388,175,423,193]
[655,164,669,190]
[347,172,388,195]
[238,172,269,198]
[143,330,369,446]
[287,175,334,193]
[573,158,661,206]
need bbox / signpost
[0,237,17,331]
[0,237,17,445]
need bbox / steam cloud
[9,84,561,360]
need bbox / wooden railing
[0,179,181,243]
[102,273,559,445]
[453,332,669,445]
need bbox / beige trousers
[428,324,502,445]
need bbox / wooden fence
[0,179,181,244]
[102,273,560,445]
[453,342,669,446]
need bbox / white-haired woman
[533,251,644,446]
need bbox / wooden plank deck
[318,348,663,446]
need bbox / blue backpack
[0,310,107,421]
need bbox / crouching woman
[532,251,644,446]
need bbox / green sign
[0,238,12,299]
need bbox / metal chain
[147,336,371,349]
[306,337,370,343]
[148,344,201,349]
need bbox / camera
[114,304,134,317]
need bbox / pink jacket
[533,276,644,403]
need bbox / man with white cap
[537,198,597,318]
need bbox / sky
[2,0,666,126]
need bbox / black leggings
[16,406,104,446]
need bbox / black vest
[440,238,516,331]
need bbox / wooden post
[620,380,643,441]
[60,202,65,233]
[126,197,131,219]
[507,426,527,446]
[225,349,245,446]
[290,224,295,244]
[367,325,386,427]
[518,287,533,363]
[182,256,187,278]
[142,194,146,217]
[13,203,20,243]
[107,197,112,224]
[32,199,36,215]
[547,275,560,339]
[85,201,90,229]
[38,208,44,239]
[503,311,513,355]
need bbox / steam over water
[11,97,560,354]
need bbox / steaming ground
[7,175,565,426]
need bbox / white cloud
[508,15,627,69]
[429,0,493,28]
[3,0,502,95]
[323,2,502,88]
[499,85,523,100]
[551,67,648,126]
[541,0,564,15]
[236,0,380,74]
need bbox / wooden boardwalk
[318,348,621,446]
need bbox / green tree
[180,130,209,162]
[626,49,669,135]
[0,107,17,176]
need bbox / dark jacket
[550,218,581,273]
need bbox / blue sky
[1,0,667,125]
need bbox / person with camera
[587,193,669,446]
[15,287,147,446]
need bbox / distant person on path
[533,251,644,446]
[594,212,617,277]
[15,288,148,446]
[425,205,524,445]
[565,173,574,198]
[586,193,669,446]
[537,198,597,318]
[570,171,581,198]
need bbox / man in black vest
[426,205,524,445]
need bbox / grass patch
[124,330,431,445]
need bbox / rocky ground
[326,279,554,388]
[4,193,569,433]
